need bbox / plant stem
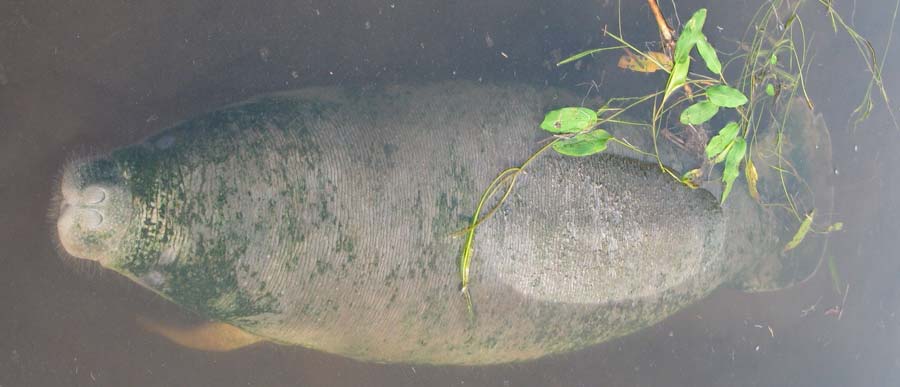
[457,139,558,316]
[647,0,676,55]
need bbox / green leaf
[828,255,842,294]
[721,137,746,203]
[765,83,776,96]
[712,141,733,164]
[680,101,719,125]
[783,210,815,252]
[706,122,742,160]
[556,46,624,66]
[706,85,748,107]
[684,8,708,33]
[769,53,778,65]
[663,58,690,104]
[551,130,612,157]
[673,31,701,64]
[673,9,708,63]
[540,107,598,134]
[825,222,844,232]
[705,121,742,163]
[696,38,721,74]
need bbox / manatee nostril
[83,186,107,205]
[84,208,104,229]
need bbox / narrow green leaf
[540,107,597,134]
[828,256,842,294]
[721,137,746,203]
[552,130,612,157]
[765,83,776,96]
[696,38,721,74]
[680,101,719,125]
[706,122,741,160]
[663,58,689,103]
[783,210,815,252]
[785,13,797,29]
[557,46,624,66]
[712,141,733,164]
[718,144,739,165]
[707,85,748,107]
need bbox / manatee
[54,82,832,365]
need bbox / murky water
[1,0,898,385]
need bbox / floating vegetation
[617,50,672,73]
[746,158,760,201]
[456,0,894,316]
[783,210,815,253]
[827,255,842,295]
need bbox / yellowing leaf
[680,168,702,189]
[746,157,760,201]
[783,210,815,253]
[617,51,672,73]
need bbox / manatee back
[476,152,726,305]
[250,83,729,363]
[128,82,732,364]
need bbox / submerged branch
[647,0,676,55]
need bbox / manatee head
[56,155,138,266]
[54,140,176,279]
[53,136,277,321]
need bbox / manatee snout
[55,158,134,265]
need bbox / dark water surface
[2,0,898,386]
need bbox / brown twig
[646,0,691,98]
[647,0,676,56]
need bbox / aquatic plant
[458,0,893,316]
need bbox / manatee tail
[730,98,835,293]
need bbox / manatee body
[55,82,819,365]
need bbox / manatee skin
[56,82,751,365]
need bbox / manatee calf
[54,82,832,365]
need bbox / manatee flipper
[136,315,263,351]
[732,98,835,293]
